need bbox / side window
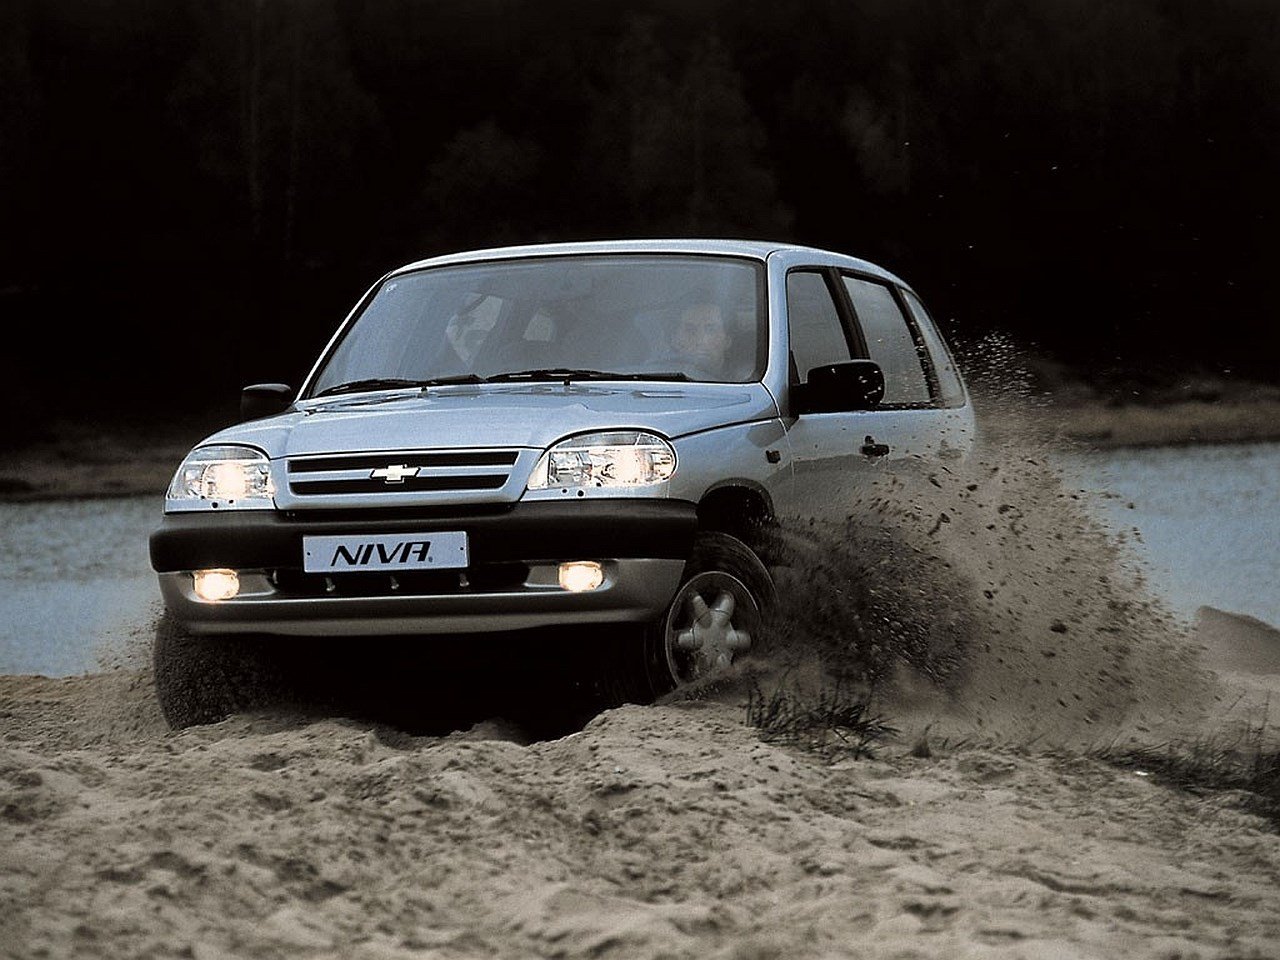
[901,289,965,406]
[785,271,851,382]
[841,276,931,405]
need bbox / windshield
[305,255,766,396]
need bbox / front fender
[668,419,791,508]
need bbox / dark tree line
[3,0,1278,431]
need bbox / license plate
[303,532,469,573]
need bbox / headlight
[166,445,275,511]
[527,431,676,490]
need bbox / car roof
[387,239,907,287]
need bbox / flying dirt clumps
[736,409,1223,754]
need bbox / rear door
[840,272,974,460]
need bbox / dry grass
[0,415,228,501]
[1041,396,1280,450]
[1094,722,1280,829]
[988,358,1280,451]
[745,678,897,757]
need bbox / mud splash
[711,343,1236,753]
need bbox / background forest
[2,0,1278,435]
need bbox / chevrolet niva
[149,240,975,728]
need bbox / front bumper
[150,500,697,636]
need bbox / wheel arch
[696,481,775,541]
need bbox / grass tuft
[745,679,896,758]
[909,727,934,759]
[1094,722,1280,830]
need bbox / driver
[669,301,731,377]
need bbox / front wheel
[600,532,776,705]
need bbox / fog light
[193,569,240,601]
[558,561,604,592]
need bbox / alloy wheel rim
[663,571,760,684]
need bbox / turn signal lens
[193,569,240,601]
[558,561,604,592]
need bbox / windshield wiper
[622,371,693,382]
[314,375,484,398]
[417,374,487,386]
[484,368,691,383]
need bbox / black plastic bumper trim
[150,500,698,572]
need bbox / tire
[599,532,776,706]
[151,611,283,729]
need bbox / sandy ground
[4,393,1280,958]
[2,640,1279,960]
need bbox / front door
[774,267,949,525]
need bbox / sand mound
[0,670,167,752]
[1194,606,1280,676]
[1182,607,1280,742]
[5,680,1280,958]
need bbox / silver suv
[149,240,974,727]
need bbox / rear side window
[841,276,931,405]
[901,288,966,406]
[786,271,852,381]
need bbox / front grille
[286,449,522,499]
[291,474,507,495]
[290,452,518,473]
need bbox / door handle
[861,435,890,458]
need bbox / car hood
[203,382,780,458]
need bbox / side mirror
[241,383,294,422]
[793,360,884,415]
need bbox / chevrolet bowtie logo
[370,464,420,483]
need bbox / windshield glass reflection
[307,255,765,396]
